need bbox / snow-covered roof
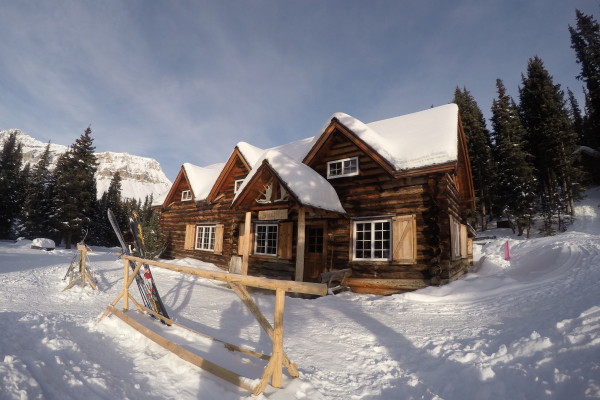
[183,162,225,201]
[234,150,345,213]
[181,104,460,209]
[236,136,315,166]
[334,103,459,170]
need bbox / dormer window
[181,190,192,201]
[234,179,244,194]
[327,157,359,179]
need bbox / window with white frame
[254,223,278,256]
[181,190,192,201]
[327,156,359,179]
[353,219,391,260]
[234,179,244,194]
[195,225,216,251]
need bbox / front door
[304,222,327,281]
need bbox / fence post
[123,258,130,311]
[271,288,285,388]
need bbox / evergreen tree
[0,132,25,238]
[94,171,125,246]
[53,127,98,248]
[453,87,496,230]
[490,79,537,237]
[138,194,165,259]
[567,88,585,141]
[569,9,600,149]
[22,143,58,240]
[519,57,582,234]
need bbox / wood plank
[344,277,429,290]
[295,208,305,282]
[271,288,285,388]
[242,211,251,275]
[229,283,299,378]
[121,254,327,296]
[131,300,271,361]
[108,307,257,393]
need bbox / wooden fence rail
[99,254,327,395]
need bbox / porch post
[241,211,252,275]
[295,207,306,281]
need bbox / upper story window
[327,157,359,179]
[234,179,244,194]
[181,190,192,201]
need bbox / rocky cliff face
[0,129,172,201]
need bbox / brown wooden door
[304,222,327,281]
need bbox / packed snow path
[0,188,599,399]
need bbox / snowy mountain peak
[0,129,172,201]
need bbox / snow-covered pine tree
[0,132,25,238]
[453,87,496,230]
[53,127,99,248]
[519,57,582,234]
[570,8,600,150]
[490,79,537,237]
[21,143,58,240]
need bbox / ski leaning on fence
[107,208,170,323]
[128,210,170,321]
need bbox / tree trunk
[65,230,73,249]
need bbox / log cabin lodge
[155,103,475,295]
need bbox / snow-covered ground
[1,188,600,400]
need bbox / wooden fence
[99,254,326,395]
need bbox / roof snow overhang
[207,147,252,203]
[160,165,190,208]
[303,117,396,176]
[232,150,346,214]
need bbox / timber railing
[99,254,327,395]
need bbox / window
[195,225,216,251]
[450,215,468,260]
[181,190,192,201]
[327,157,359,178]
[353,219,391,260]
[234,179,244,194]
[307,227,324,253]
[254,224,278,256]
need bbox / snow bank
[31,238,55,250]
[0,189,599,399]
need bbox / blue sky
[0,0,594,181]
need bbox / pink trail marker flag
[504,240,511,261]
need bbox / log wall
[160,129,473,294]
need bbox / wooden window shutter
[237,223,245,256]
[392,215,416,263]
[460,224,467,259]
[184,224,195,250]
[449,215,460,259]
[278,222,293,260]
[214,224,224,255]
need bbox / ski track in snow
[1,188,600,399]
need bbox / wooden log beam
[271,288,285,388]
[120,254,327,296]
[229,283,299,377]
[242,211,251,275]
[344,277,429,291]
[295,207,306,282]
[108,306,256,393]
